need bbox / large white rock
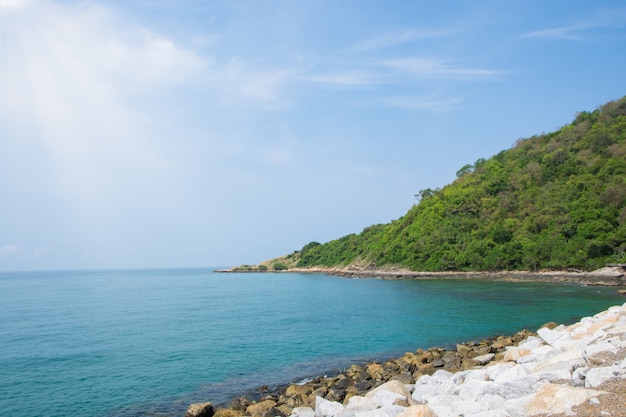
[502,347,530,362]
[484,361,517,381]
[496,376,544,400]
[395,405,438,417]
[366,380,412,406]
[315,397,344,417]
[584,336,623,357]
[537,327,568,347]
[457,379,499,402]
[354,406,405,417]
[516,336,544,351]
[412,370,455,403]
[571,366,588,387]
[344,396,377,412]
[410,383,437,404]
[292,407,316,417]
[584,363,624,388]
[543,347,585,368]
[369,390,407,408]
[430,370,454,383]
[516,345,556,364]
[464,368,489,381]
[526,360,574,382]
[505,383,605,417]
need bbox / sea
[0,268,624,417]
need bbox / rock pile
[187,302,626,417]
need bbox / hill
[269,96,626,272]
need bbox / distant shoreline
[215,265,626,286]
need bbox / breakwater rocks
[186,303,626,417]
[186,330,533,417]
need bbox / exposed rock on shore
[216,265,626,286]
[192,302,626,417]
[325,265,626,286]
[205,331,533,417]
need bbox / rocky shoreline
[216,265,626,286]
[186,302,626,417]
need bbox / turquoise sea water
[0,268,624,417]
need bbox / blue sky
[1,0,625,270]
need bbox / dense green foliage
[295,97,626,271]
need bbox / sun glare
[0,0,30,11]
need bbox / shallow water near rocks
[0,268,623,417]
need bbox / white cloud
[520,6,626,41]
[0,245,22,257]
[353,28,454,51]
[381,58,502,79]
[377,95,463,111]
[92,31,209,86]
[304,70,387,86]
[216,58,292,107]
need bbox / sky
[1,0,625,271]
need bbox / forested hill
[282,96,626,272]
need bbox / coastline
[186,302,626,417]
[215,265,626,286]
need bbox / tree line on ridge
[287,96,626,272]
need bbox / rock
[539,322,559,330]
[496,376,543,400]
[516,345,555,364]
[415,363,435,376]
[366,363,384,380]
[457,379,499,402]
[472,353,495,365]
[230,397,252,411]
[461,358,480,370]
[262,408,286,417]
[467,345,492,358]
[286,385,312,397]
[505,383,606,417]
[344,395,377,411]
[390,372,413,384]
[503,346,531,362]
[345,365,368,381]
[277,405,294,417]
[290,407,315,417]
[366,380,411,399]
[369,390,407,408]
[588,266,625,278]
[585,363,624,388]
[537,326,569,347]
[430,359,444,368]
[186,402,214,417]
[353,406,405,417]
[315,397,344,417]
[353,380,374,393]
[585,336,624,357]
[247,400,278,417]
[441,351,457,364]
[213,409,243,417]
[395,405,437,417]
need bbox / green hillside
[290,96,626,272]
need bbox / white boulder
[315,397,344,417]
